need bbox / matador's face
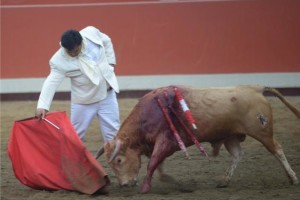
[66,44,82,57]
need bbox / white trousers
[70,90,120,142]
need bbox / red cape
[7,111,109,194]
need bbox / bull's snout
[120,179,138,187]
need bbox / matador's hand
[35,108,48,119]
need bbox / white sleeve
[101,33,116,66]
[37,66,65,110]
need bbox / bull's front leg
[141,134,176,193]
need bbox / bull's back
[185,85,272,141]
[187,85,267,114]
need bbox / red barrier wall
[1,0,300,79]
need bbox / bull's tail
[264,87,300,118]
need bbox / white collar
[60,39,87,60]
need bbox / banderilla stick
[156,98,190,159]
[162,90,208,158]
[168,107,209,158]
[174,87,197,129]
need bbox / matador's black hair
[61,29,83,51]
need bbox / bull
[96,85,300,193]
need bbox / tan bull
[96,85,300,193]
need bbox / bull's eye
[117,158,122,164]
[114,156,124,165]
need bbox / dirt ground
[1,96,300,200]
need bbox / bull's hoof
[140,184,151,194]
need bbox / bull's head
[96,139,141,187]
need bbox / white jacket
[37,26,119,110]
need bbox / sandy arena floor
[1,96,300,200]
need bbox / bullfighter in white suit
[36,26,120,142]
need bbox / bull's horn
[94,145,105,159]
[109,139,122,163]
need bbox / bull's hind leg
[218,136,243,188]
[275,146,298,184]
[259,137,298,184]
